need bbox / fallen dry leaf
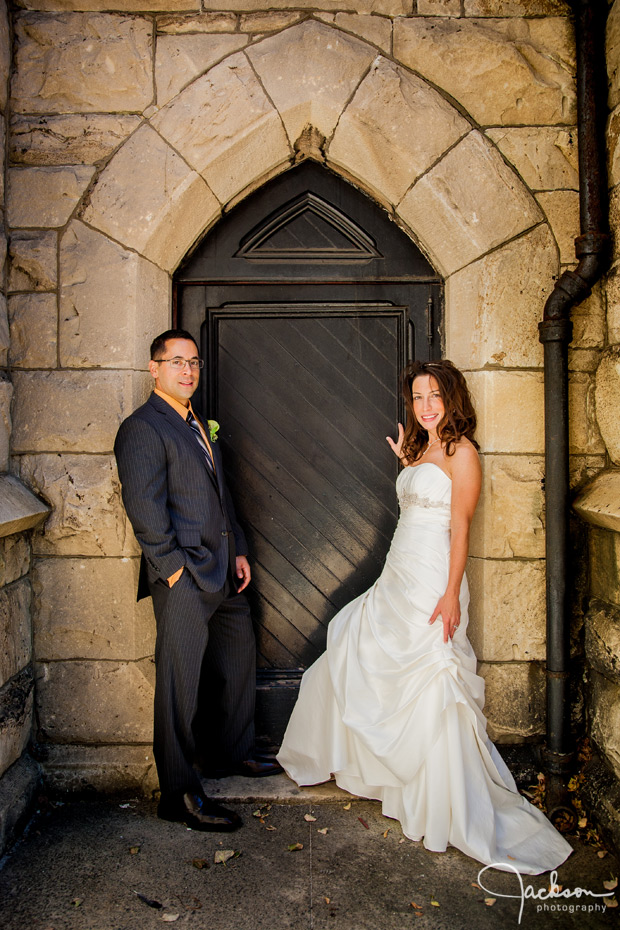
[129,846,141,855]
[598,850,608,858]
[343,802,351,811]
[484,898,497,907]
[265,825,277,831]
[71,899,82,908]
[603,897,618,908]
[410,902,422,910]
[603,878,618,891]
[324,897,330,905]
[317,827,328,835]
[304,813,317,822]
[252,810,263,818]
[471,883,480,890]
[383,829,390,838]
[288,842,304,852]
[191,858,209,870]
[213,849,236,865]
[161,914,180,922]
[578,817,588,829]
[430,898,440,908]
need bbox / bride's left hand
[429,592,461,642]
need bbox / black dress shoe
[232,758,284,778]
[157,790,242,831]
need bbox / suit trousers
[149,568,256,795]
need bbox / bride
[277,359,572,874]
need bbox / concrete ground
[0,775,618,930]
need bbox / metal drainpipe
[538,0,610,820]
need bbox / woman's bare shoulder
[449,437,481,475]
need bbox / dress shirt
[153,388,216,587]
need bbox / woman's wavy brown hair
[401,359,479,463]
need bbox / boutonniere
[207,419,220,443]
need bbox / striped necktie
[186,410,215,474]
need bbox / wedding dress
[277,463,572,874]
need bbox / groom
[114,329,281,832]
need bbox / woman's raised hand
[386,423,405,461]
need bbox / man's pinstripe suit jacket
[114,391,248,600]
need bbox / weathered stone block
[201,0,409,10]
[33,557,155,661]
[590,671,620,781]
[569,371,605,456]
[330,13,392,51]
[536,190,579,265]
[155,33,248,108]
[0,534,31,588]
[9,114,142,167]
[609,105,620,191]
[487,127,578,192]
[17,1,199,8]
[0,115,5,204]
[399,132,543,276]
[152,52,290,204]
[8,293,58,369]
[12,13,153,115]
[607,261,620,346]
[0,301,8,370]
[0,675,34,780]
[574,469,620,533]
[0,0,9,112]
[329,57,468,206]
[40,744,157,797]
[611,186,620,264]
[447,225,556,370]
[0,753,41,859]
[248,21,376,146]
[11,370,133,454]
[467,369,545,454]
[585,599,620,680]
[59,221,170,367]
[0,474,49,540]
[464,1,571,14]
[418,0,461,15]
[83,127,220,273]
[594,348,620,464]
[157,13,236,34]
[7,167,94,228]
[0,579,32,690]
[470,455,545,559]
[468,558,546,662]
[0,378,12,472]
[394,16,575,127]
[570,280,605,351]
[608,0,620,110]
[569,455,607,493]
[16,453,133,557]
[36,659,154,743]
[8,230,57,292]
[479,662,545,743]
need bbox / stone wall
[1,0,608,794]
[0,0,49,857]
[572,0,620,854]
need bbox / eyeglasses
[153,357,204,370]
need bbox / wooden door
[175,163,443,747]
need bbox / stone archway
[18,19,576,789]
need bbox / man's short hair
[150,329,199,360]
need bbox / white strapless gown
[277,463,572,874]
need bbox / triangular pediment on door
[235,192,382,262]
